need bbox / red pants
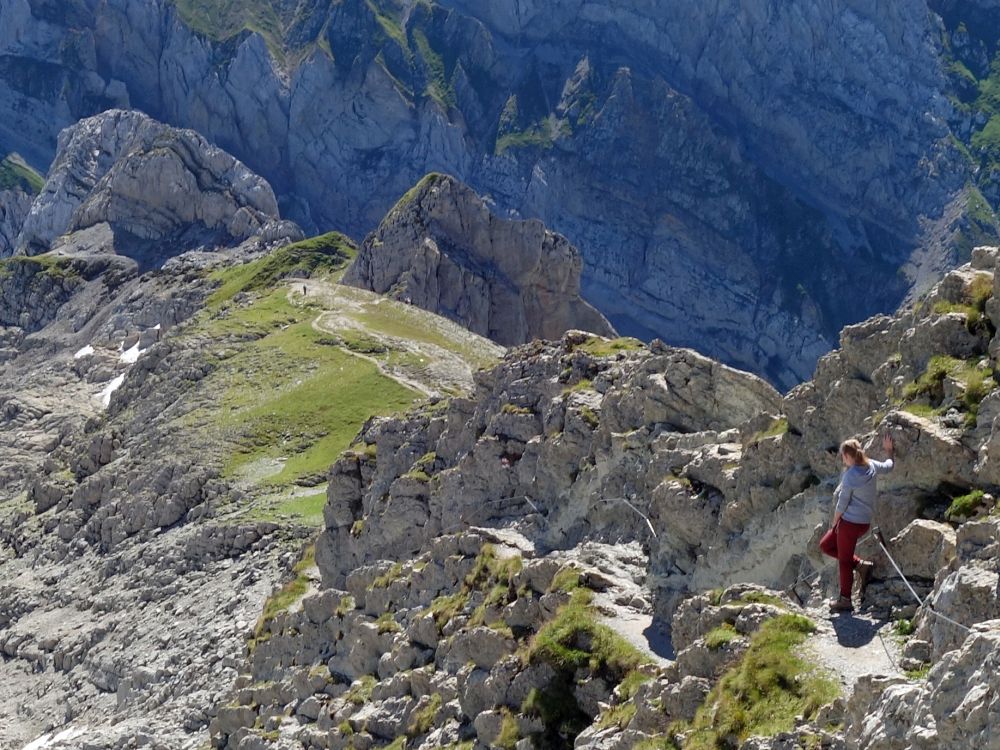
[819,520,870,598]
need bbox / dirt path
[289,278,503,398]
[802,605,903,693]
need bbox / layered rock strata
[0,0,987,382]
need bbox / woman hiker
[820,432,895,613]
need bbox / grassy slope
[0,153,45,194]
[182,233,420,524]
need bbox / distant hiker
[820,433,895,613]
[302,284,308,296]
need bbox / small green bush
[945,489,986,520]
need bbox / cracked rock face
[15,109,301,267]
[0,0,980,384]
[343,174,615,346]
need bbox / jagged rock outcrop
[344,174,615,345]
[0,0,990,383]
[0,187,31,257]
[15,109,301,266]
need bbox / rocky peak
[343,173,615,346]
[15,109,301,268]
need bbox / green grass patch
[704,622,740,651]
[411,27,455,109]
[548,567,583,593]
[750,417,789,444]
[0,152,44,193]
[250,491,326,526]
[562,378,594,395]
[495,117,562,155]
[597,670,653,729]
[191,290,417,486]
[894,618,916,637]
[258,543,315,626]
[406,692,442,737]
[945,489,987,520]
[346,675,377,706]
[931,271,994,335]
[575,336,645,357]
[525,588,650,676]
[371,562,405,589]
[905,665,931,680]
[206,232,356,308]
[0,253,78,280]
[739,592,789,609]
[495,708,520,750]
[427,591,469,631]
[901,355,995,427]
[679,614,839,750]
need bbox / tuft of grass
[932,272,995,335]
[495,708,520,750]
[750,417,789,444]
[257,544,315,630]
[377,611,402,634]
[574,336,645,357]
[679,614,839,750]
[597,671,653,729]
[335,595,355,617]
[905,665,931,680]
[945,489,986,520]
[501,403,534,415]
[548,567,583,593]
[345,675,377,706]
[894,618,916,637]
[579,406,600,429]
[406,692,442,737]
[370,562,405,590]
[901,355,995,427]
[704,623,740,651]
[525,589,650,677]
[427,591,469,631]
[739,592,789,609]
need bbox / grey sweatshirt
[834,458,894,524]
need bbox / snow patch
[98,374,126,408]
[73,345,94,359]
[21,727,88,750]
[120,342,143,364]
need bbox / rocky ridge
[343,173,615,346]
[15,109,302,268]
[201,247,1000,749]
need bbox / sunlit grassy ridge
[178,234,420,510]
[0,152,44,193]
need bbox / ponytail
[840,438,869,467]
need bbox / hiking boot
[828,595,853,613]
[855,560,874,597]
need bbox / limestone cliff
[1,0,994,383]
[15,109,301,268]
[343,174,615,346]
